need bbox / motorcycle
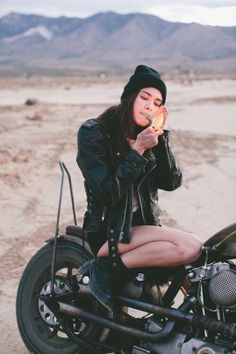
[16,162,236,354]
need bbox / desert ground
[0,75,235,353]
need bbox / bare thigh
[97,225,201,257]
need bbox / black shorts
[88,209,144,256]
[132,208,144,226]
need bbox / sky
[1,0,236,26]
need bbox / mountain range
[0,12,236,76]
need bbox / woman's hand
[128,126,163,155]
[151,105,168,132]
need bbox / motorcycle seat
[66,224,85,238]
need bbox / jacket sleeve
[76,122,147,207]
[153,130,182,191]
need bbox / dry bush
[25,98,38,106]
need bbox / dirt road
[0,77,235,353]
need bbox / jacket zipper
[119,192,128,241]
[101,206,107,221]
[164,137,172,169]
[137,164,157,224]
[115,176,121,199]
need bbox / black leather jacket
[76,118,182,247]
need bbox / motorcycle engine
[209,269,236,307]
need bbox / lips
[135,113,150,127]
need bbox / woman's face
[132,87,163,127]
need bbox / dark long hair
[97,91,140,154]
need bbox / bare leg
[97,225,202,268]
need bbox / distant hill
[0,12,236,76]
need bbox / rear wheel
[16,240,105,354]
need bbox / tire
[16,240,105,354]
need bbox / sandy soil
[0,76,235,353]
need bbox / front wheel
[16,240,105,354]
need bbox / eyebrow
[140,90,162,103]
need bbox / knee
[178,235,203,264]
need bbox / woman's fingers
[136,127,160,149]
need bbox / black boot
[79,257,113,311]
[79,257,129,312]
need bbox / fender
[46,224,94,256]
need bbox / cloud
[0,0,236,26]
[183,0,236,7]
[0,0,138,17]
[147,4,236,26]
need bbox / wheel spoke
[47,326,59,339]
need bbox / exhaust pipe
[57,301,174,342]
[117,296,236,340]
[57,295,236,341]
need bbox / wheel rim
[38,277,72,326]
[34,263,98,342]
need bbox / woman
[76,64,202,311]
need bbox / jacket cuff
[128,147,148,166]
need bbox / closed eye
[140,95,148,100]
[140,91,162,107]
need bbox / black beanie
[121,64,167,103]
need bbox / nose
[145,101,153,112]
